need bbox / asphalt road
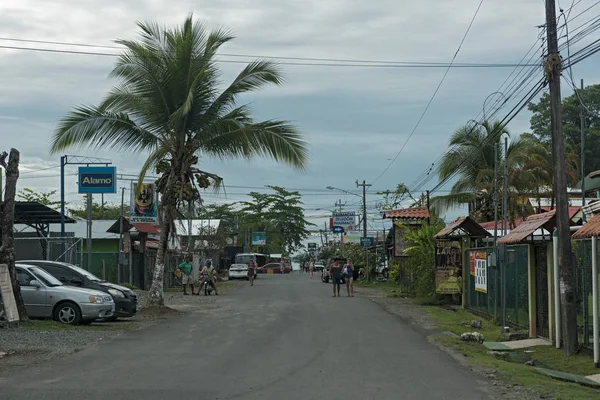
[0,274,494,399]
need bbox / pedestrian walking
[329,258,342,297]
[309,257,315,278]
[177,255,194,295]
[344,259,355,297]
[248,260,255,286]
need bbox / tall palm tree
[433,120,532,224]
[50,16,308,305]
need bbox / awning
[434,216,491,239]
[14,202,76,225]
[497,210,556,244]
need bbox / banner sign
[435,239,462,295]
[470,251,488,293]
[130,182,158,224]
[78,166,116,194]
[252,232,266,245]
[332,211,355,233]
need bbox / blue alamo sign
[78,167,117,194]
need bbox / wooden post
[545,0,578,354]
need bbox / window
[40,265,80,283]
[16,269,34,286]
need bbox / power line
[0,36,543,69]
[0,44,542,69]
[368,0,486,186]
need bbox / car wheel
[54,301,82,325]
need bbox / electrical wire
[0,36,541,68]
[0,43,541,69]
[368,0,486,186]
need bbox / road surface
[0,274,494,399]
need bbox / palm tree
[433,120,533,224]
[50,16,308,305]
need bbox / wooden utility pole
[545,0,578,355]
[356,180,372,238]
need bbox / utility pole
[580,78,586,221]
[119,187,125,282]
[426,190,431,225]
[502,137,508,329]
[545,0,578,355]
[335,199,344,243]
[356,180,371,238]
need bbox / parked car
[14,263,114,325]
[20,260,138,320]
[228,263,251,280]
[314,264,325,272]
[257,262,291,274]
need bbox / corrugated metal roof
[572,213,600,239]
[497,210,556,244]
[382,207,429,220]
[434,216,491,239]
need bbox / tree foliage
[17,188,62,209]
[49,16,307,305]
[528,84,600,175]
[68,196,128,220]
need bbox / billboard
[78,166,116,194]
[252,232,266,245]
[332,211,355,233]
[130,182,158,224]
[435,239,462,295]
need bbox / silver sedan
[15,263,115,325]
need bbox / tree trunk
[0,149,28,321]
[146,199,172,306]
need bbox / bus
[234,253,267,268]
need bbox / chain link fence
[572,238,600,350]
[466,245,530,330]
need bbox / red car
[257,262,291,274]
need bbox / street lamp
[326,186,361,198]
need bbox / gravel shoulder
[0,280,245,374]
[354,286,541,400]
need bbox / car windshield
[235,255,255,264]
[29,267,62,287]
[66,264,103,282]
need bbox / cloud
[1,0,599,227]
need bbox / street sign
[332,211,355,233]
[252,232,267,245]
[308,243,317,251]
[78,166,117,194]
[360,237,374,247]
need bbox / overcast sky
[1,0,599,240]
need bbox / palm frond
[50,106,159,154]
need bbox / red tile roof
[572,213,600,239]
[497,210,556,244]
[382,207,430,220]
[478,218,525,230]
[132,223,160,235]
[538,206,581,219]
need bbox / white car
[228,263,250,280]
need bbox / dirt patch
[137,305,183,319]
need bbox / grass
[355,280,414,297]
[16,319,139,331]
[426,307,600,399]
[434,335,600,400]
